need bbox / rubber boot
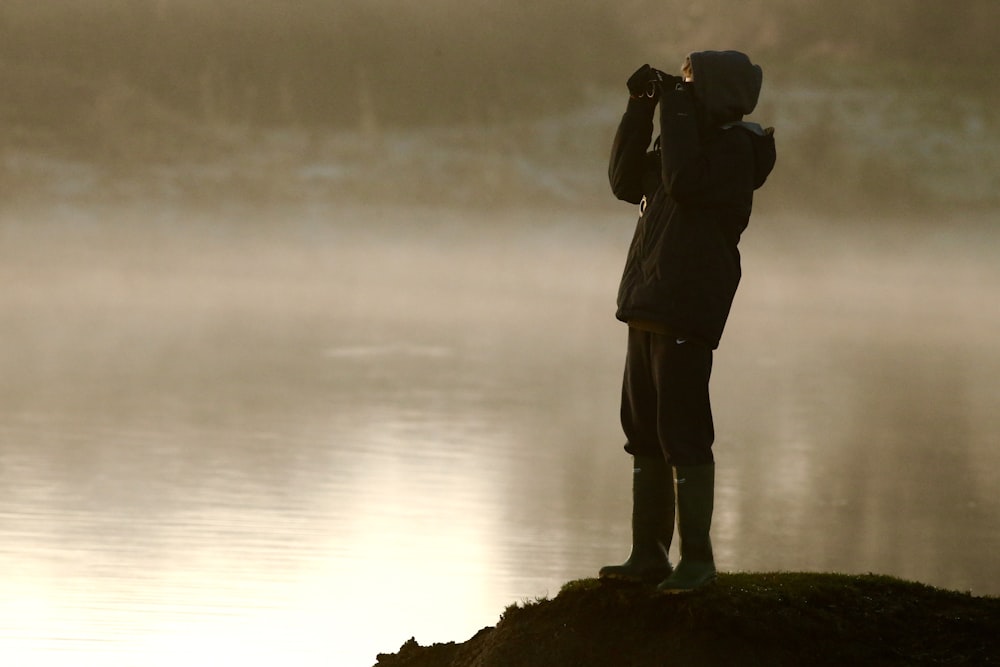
[657,463,716,593]
[599,454,674,584]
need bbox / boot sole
[599,568,674,585]
[657,573,717,594]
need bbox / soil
[373,573,1000,666]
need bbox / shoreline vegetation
[3,2,999,217]
[0,61,1000,216]
[374,573,1000,667]
[3,76,998,220]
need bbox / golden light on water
[2,206,1000,664]
[3,2,1000,662]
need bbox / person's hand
[626,64,658,99]
[628,66,685,100]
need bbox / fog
[1,2,999,665]
[4,1,999,214]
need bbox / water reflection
[0,207,997,665]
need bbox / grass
[374,572,999,666]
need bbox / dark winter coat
[610,50,776,349]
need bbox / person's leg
[659,462,716,591]
[649,336,717,591]
[600,328,675,582]
[650,336,714,467]
[621,328,667,460]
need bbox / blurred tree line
[0,0,632,132]
[2,0,996,134]
[1,1,996,212]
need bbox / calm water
[1,204,998,665]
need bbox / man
[599,51,776,592]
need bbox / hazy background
[3,0,999,212]
[1,2,999,666]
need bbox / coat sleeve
[608,97,656,205]
[658,87,754,205]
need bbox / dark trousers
[621,327,715,466]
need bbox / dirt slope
[374,573,1000,667]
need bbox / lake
[1,202,997,666]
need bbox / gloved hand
[628,65,684,100]
[651,68,684,92]
[626,64,659,99]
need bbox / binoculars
[639,68,672,98]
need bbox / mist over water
[1,201,998,665]
[3,2,1000,664]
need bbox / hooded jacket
[610,50,776,348]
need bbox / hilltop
[374,573,1000,667]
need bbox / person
[599,51,776,592]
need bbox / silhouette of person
[600,51,776,592]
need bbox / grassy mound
[374,573,999,666]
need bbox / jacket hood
[688,50,762,125]
[721,121,777,190]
